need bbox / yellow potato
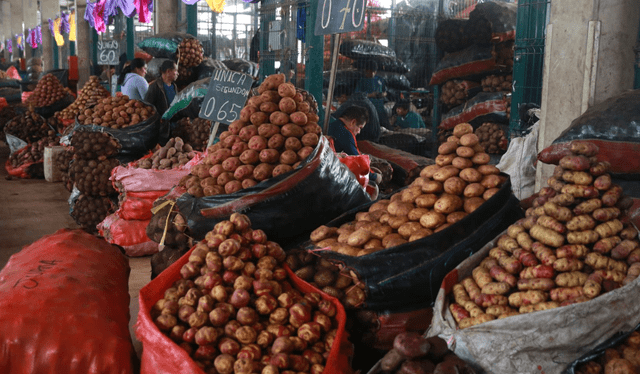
[444,177,467,195]
[472,152,491,165]
[421,180,444,194]
[456,146,475,158]
[347,228,372,247]
[453,122,474,138]
[387,215,410,229]
[436,153,456,166]
[316,238,339,249]
[310,225,338,242]
[464,183,485,197]
[409,228,433,241]
[397,222,424,239]
[452,157,474,170]
[408,207,430,221]
[415,194,439,208]
[438,141,459,155]
[483,187,501,200]
[370,224,393,240]
[447,211,468,224]
[460,133,480,147]
[464,197,485,213]
[477,164,500,175]
[369,199,391,212]
[459,168,483,183]
[400,186,423,204]
[480,174,504,189]
[434,194,463,214]
[420,211,447,229]
[387,201,415,216]
[432,166,460,182]
[420,164,441,179]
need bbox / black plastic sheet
[376,72,412,91]
[176,137,372,246]
[353,55,409,74]
[162,78,211,122]
[306,177,523,311]
[34,93,75,119]
[0,79,20,88]
[71,102,164,163]
[222,58,259,78]
[339,39,397,59]
[146,58,173,80]
[195,58,229,81]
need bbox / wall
[536,0,640,189]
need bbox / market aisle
[0,143,150,359]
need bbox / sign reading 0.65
[198,69,254,125]
[314,0,367,36]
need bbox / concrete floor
[0,143,150,361]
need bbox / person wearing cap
[394,99,426,129]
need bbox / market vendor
[332,88,385,143]
[118,58,149,100]
[328,105,383,186]
[144,60,179,116]
[354,60,391,135]
[394,99,426,129]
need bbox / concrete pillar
[40,0,59,71]
[9,0,23,62]
[155,0,179,34]
[0,2,10,62]
[536,0,640,189]
[76,0,91,88]
[22,0,37,62]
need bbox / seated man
[332,90,383,143]
[394,100,426,129]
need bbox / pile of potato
[380,332,474,374]
[0,105,18,140]
[71,130,121,160]
[475,122,508,154]
[152,213,341,374]
[4,109,54,142]
[56,76,110,121]
[77,95,155,129]
[136,137,196,170]
[437,129,453,145]
[481,75,512,93]
[8,135,60,168]
[54,147,73,191]
[174,117,213,152]
[440,80,478,108]
[69,157,120,197]
[285,251,365,309]
[70,194,114,234]
[179,73,322,197]
[576,331,640,374]
[178,38,204,68]
[448,141,640,328]
[26,73,67,107]
[308,122,506,256]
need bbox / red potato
[247,95,265,108]
[590,161,611,176]
[250,111,270,126]
[279,97,297,114]
[209,164,225,179]
[602,185,623,207]
[290,112,308,125]
[301,133,319,147]
[261,90,282,103]
[238,125,259,142]
[225,180,243,194]
[279,150,299,165]
[234,165,255,181]
[520,264,555,279]
[281,124,305,138]
[211,149,233,164]
[393,332,430,358]
[267,133,286,149]
[231,141,250,157]
[260,101,280,114]
[272,164,293,177]
[240,106,259,122]
[489,265,517,287]
[298,146,314,160]
[594,174,612,190]
[240,149,260,165]
[222,157,242,172]
[517,277,555,291]
[278,83,296,98]
[297,101,311,113]
[254,164,275,181]
[258,124,281,139]
[259,149,281,164]
[303,123,323,135]
[228,120,247,135]
[270,111,290,126]
[217,172,235,186]
[248,135,268,151]
[569,141,599,156]
[559,155,591,171]
[285,137,303,151]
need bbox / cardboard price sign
[97,39,119,65]
[198,69,253,125]
[314,0,367,36]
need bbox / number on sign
[203,97,216,118]
[321,0,332,29]
[352,0,366,28]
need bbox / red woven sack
[0,229,135,374]
[117,190,168,220]
[136,243,353,374]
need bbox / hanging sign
[314,0,367,36]
[198,69,253,125]
[97,39,119,65]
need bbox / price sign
[97,39,119,65]
[198,69,253,125]
[314,0,367,36]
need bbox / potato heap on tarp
[309,122,507,256]
[57,76,110,121]
[26,73,66,107]
[178,38,204,68]
[379,332,475,374]
[575,330,640,374]
[448,141,640,328]
[152,213,339,374]
[77,95,154,129]
[8,135,60,170]
[136,137,196,170]
[475,122,507,154]
[179,73,322,197]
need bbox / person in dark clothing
[144,60,179,117]
[332,90,387,143]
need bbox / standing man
[144,60,179,116]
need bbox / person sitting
[328,105,382,187]
[144,60,179,117]
[355,60,386,100]
[394,99,426,129]
[118,58,149,100]
[332,89,383,143]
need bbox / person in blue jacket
[394,99,426,129]
[328,105,382,185]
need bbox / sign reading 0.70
[198,69,254,125]
[314,0,367,36]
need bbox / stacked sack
[432,1,516,136]
[99,137,201,257]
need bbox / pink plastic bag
[111,152,203,193]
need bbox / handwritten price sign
[314,0,367,36]
[97,39,119,65]
[198,69,253,125]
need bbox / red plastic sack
[117,190,168,221]
[136,243,353,374]
[429,44,500,86]
[0,97,7,110]
[21,91,33,104]
[439,92,508,130]
[6,66,20,79]
[98,213,159,257]
[0,229,135,374]
[339,154,370,188]
[4,146,40,179]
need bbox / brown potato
[481,174,503,189]
[460,133,479,147]
[398,222,424,239]
[436,153,456,166]
[388,215,410,229]
[438,141,458,155]
[316,238,338,248]
[420,211,446,229]
[456,146,475,158]
[387,201,415,216]
[408,208,430,221]
[369,200,391,212]
[401,186,424,204]
[432,166,460,182]
[434,194,463,214]
[447,211,468,224]
[444,177,467,195]
[370,224,393,240]
[464,197,485,213]
[382,233,405,247]
[478,164,500,175]
[421,180,444,194]
[453,123,474,138]
[415,194,439,208]
[347,229,372,247]
[464,183,486,197]
[472,152,491,165]
[384,237,408,249]
[447,136,461,144]
[409,228,433,241]
[459,168,483,183]
[483,187,501,200]
[434,222,453,233]
[452,157,473,169]
[420,164,441,179]
[363,239,384,251]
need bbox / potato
[472,152,491,165]
[297,146,314,160]
[432,166,460,182]
[481,282,511,295]
[279,150,299,165]
[415,194,438,208]
[562,171,593,185]
[380,349,405,371]
[508,290,547,308]
[388,201,415,216]
[421,180,444,194]
[530,224,565,247]
[420,211,446,229]
[453,123,474,138]
[559,155,591,171]
[420,164,441,179]
[277,82,296,98]
[435,153,456,166]
[446,211,467,224]
[240,106,260,122]
[278,97,297,114]
[438,141,458,155]
[518,301,559,314]
[257,123,280,139]
[248,135,268,151]
[310,225,338,242]
[434,194,463,215]
[401,186,423,203]
[444,177,467,195]
[234,165,255,181]
[301,133,319,147]
[409,229,433,241]
[290,112,308,126]
[464,183,485,198]
[464,197,485,213]
[477,164,500,175]
[455,146,475,158]
[393,332,430,359]
[452,157,473,169]
[480,174,503,189]
[460,133,479,147]
[259,149,281,164]
[260,101,279,113]
[250,111,270,126]
[253,163,275,181]
[398,222,424,239]
[459,168,483,183]
[347,229,372,247]
[516,277,555,291]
